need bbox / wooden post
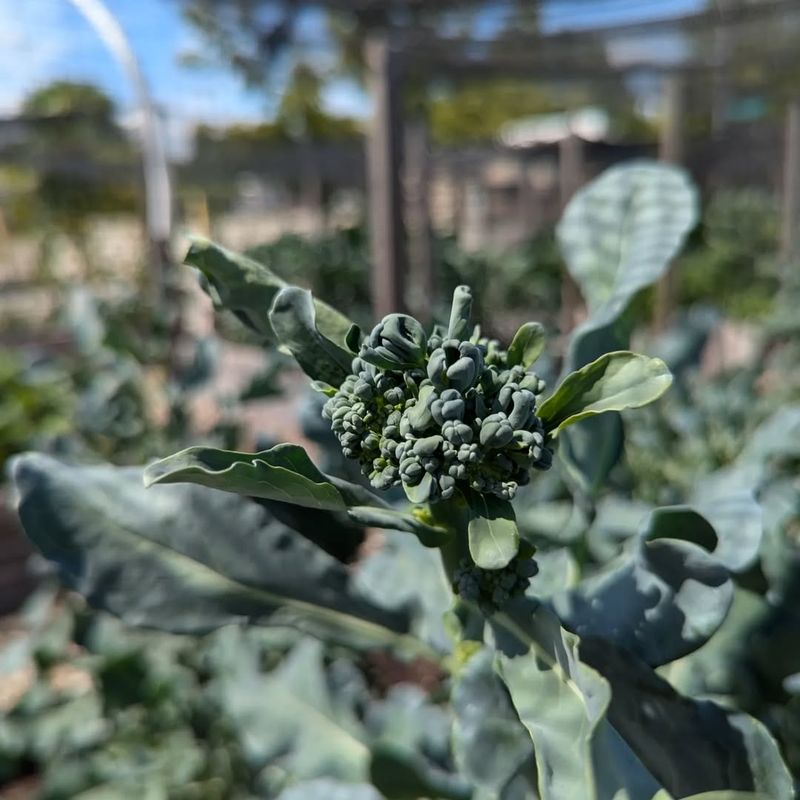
[655,72,687,330]
[365,31,407,318]
[659,72,687,165]
[559,134,585,335]
[781,98,800,269]
[404,116,435,324]
[710,1,732,136]
[518,156,537,236]
[559,134,584,207]
[460,178,487,252]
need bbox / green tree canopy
[23,80,115,121]
[428,80,559,144]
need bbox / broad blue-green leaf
[539,352,672,435]
[11,454,418,652]
[736,405,800,468]
[369,742,472,800]
[646,306,719,378]
[559,413,624,497]
[515,499,588,545]
[365,686,459,797]
[587,496,654,564]
[492,604,662,800]
[346,506,450,548]
[645,498,763,574]
[185,236,356,348]
[526,548,579,599]
[212,635,369,781]
[277,782,382,800]
[452,649,533,795]
[366,684,452,759]
[355,530,452,652]
[269,286,353,386]
[467,493,520,570]
[557,163,696,488]
[551,535,733,667]
[327,474,392,509]
[661,588,768,700]
[640,506,718,551]
[565,308,632,374]
[491,603,792,800]
[654,793,771,800]
[507,322,546,369]
[579,638,793,800]
[560,315,630,494]
[254,497,365,563]
[143,444,346,511]
[557,161,698,321]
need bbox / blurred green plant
[242,226,564,340]
[677,189,782,319]
[0,81,138,280]
[10,161,799,799]
[0,352,73,467]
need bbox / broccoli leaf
[269,286,354,386]
[507,322,546,369]
[346,506,450,548]
[144,444,347,510]
[185,236,356,349]
[467,493,520,570]
[11,454,418,651]
[539,351,672,435]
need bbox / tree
[0,81,137,272]
[22,80,115,120]
[275,62,361,141]
[428,80,560,144]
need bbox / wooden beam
[659,73,687,165]
[655,72,687,331]
[404,116,435,325]
[365,30,407,318]
[559,134,585,336]
[781,98,800,266]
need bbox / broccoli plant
[10,162,795,800]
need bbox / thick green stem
[427,495,471,583]
[428,495,486,646]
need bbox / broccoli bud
[361,313,427,369]
[322,286,553,503]
[452,551,539,613]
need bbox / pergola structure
[350,0,800,318]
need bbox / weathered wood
[655,72,687,330]
[365,31,407,319]
[559,134,585,336]
[659,73,687,165]
[781,98,800,265]
[404,116,434,324]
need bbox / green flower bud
[479,413,515,448]
[404,384,436,433]
[412,435,443,457]
[431,389,466,425]
[519,373,546,394]
[442,420,473,445]
[447,285,473,340]
[399,456,424,485]
[508,390,535,429]
[439,474,457,499]
[362,313,427,369]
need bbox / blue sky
[0,0,703,154]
